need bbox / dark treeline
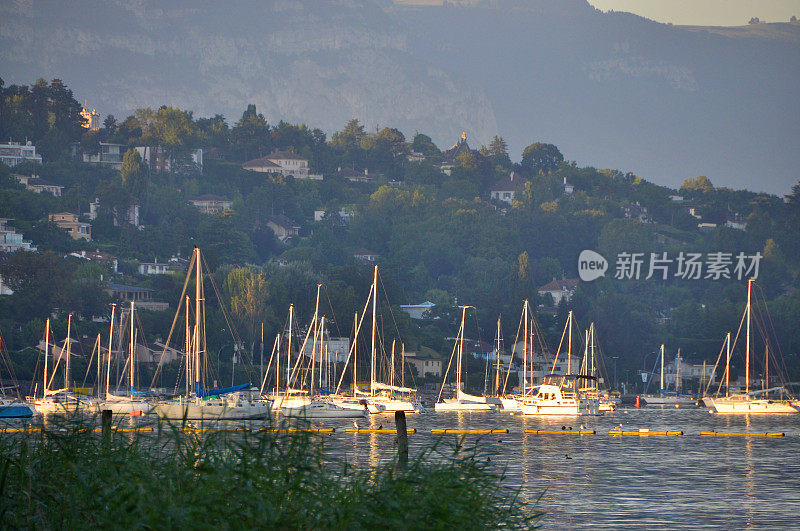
[1,77,799,392]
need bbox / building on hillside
[242,151,321,180]
[353,247,380,263]
[85,198,140,227]
[725,213,747,231]
[622,201,653,223]
[189,195,233,214]
[537,277,579,305]
[0,219,37,252]
[336,167,376,183]
[669,194,684,202]
[406,151,426,163]
[662,355,716,390]
[68,249,119,273]
[698,222,717,232]
[80,105,101,131]
[106,282,169,312]
[83,142,125,170]
[0,276,12,296]
[490,171,527,205]
[0,141,43,167]
[314,207,355,222]
[266,214,301,243]
[435,132,486,176]
[13,174,63,196]
[138,258,176,276]
[399,301,436,320]
[562,177,574,195]
[49,212,91,241]
[404,353,443,378]
[135,146,203,173]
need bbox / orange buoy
[634,396,641,408]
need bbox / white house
[0,141,42,167]
[399,301,436,320]
[138,259,175,275]
[13,174,63,196]
[242,151,321,180]
[490,171,527,205]
[83,142,125,170]
[405,353,443,378]
[189,195,233,214]
[537,277,579,305]
[353,248,380,263]
[0,219,37,253]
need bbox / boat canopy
[196,382,250,398]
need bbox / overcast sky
[586,0,800,26]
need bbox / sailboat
[100,302,152,415]
[518,311,600,416]
[271,286,365,419]
[579,323,620,412]
[152,247,270,420]
[32,315,99,414]
[435,305,496,412]
[498,300,537,412]
[703,279,798,414]
[329,266,421,414]
[0,331,34,418]
[641,344,695,406]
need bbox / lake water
[11,405,800,528]
[315,406,800,528]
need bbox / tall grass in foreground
[0,418,541,529]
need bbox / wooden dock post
[101,409,112,443]
[395,410,408,469]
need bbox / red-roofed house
[537,277,579,305]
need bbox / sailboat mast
[391,339,396,388]
[725,332,731,397]
[764,343,769,390]
[185,296,190,396]
[495,317,501,396]
[65,314,72,392]
[746,278,752,394]
[194,248,201,400]
[370,265,377,396]
[401,342,406,388]
[287,304,293,391]
[106,304,115,397]
[43,318,50,397]
[660,344,665,392]
[95,334,101,397]
[311,284,321,397]
[130,301,135,393]
[523,300,528,395]
[590,323,596,378]
[353,311,358,396]
[456,306,466,395]
[319,317,325,389]
[567,311,573,375]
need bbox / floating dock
[700,431,784,437]
[344,428,416,434]
[525,429,595,435]
[609,428,683,436]
[431,428,508,434]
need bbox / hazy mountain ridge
[1,0,798,192]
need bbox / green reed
[0,416,540,529]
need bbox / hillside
[1,0,798,193]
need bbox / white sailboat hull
[369,396,421,413]
[643,395,696,406]
[705,396,799,414]
[267,395,312,411]
[499,397,521,411]
[434,399,495,412]
[281,401,367,419]
[34,395,99,414]
[100,399,152,415]
[153,399,271,420]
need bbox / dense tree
[521,142,564,175]
[230,104,271,161]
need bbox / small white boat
[519,381,601,416]
[435,306,496,412]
